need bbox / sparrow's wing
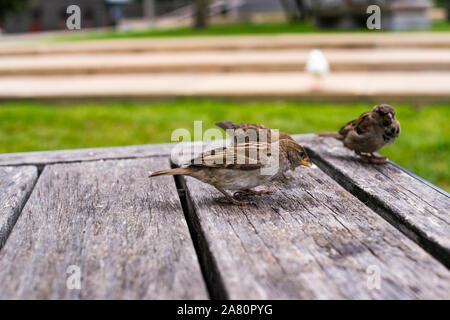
[339,112,372,137]
[189,143,270,170]
[215,121,271,132]
[215,121,295,143]
[235,123,293,141]
[236,123,271,131]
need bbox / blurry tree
[279,0,311,22]
[435,0,450,21]
[294,0,311,21]
[193,0,209,29]
[445,0,450,21]
[0,0,29,23]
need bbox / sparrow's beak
[384,113,393,122]
[302,158,312,167]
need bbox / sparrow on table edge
[318,104,401,164]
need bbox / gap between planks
[0,166,42,251]
[171,161,229,300]
[302,144,450,270]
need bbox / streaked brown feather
[189,143,271,170]
[215,121,293,144]
[339,112,371,137]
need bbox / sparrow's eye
[299,152,305,158]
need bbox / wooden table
[0,134,448,299]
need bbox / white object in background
[305,49,329,91]
[305,49,329,76]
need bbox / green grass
[52,22,316,42]
[0,100,448,191]
[431,20,450,31]
[52,20,450,42]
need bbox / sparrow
[318,104,401,163]
[149,139,312,205]
[215,121,296,180]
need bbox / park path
[1,49,450,74]
[1,72,448,104]
[0,33,449,103]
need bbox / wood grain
[294,134,450,268]
[0,143,173,167]
[0,158,207,299]
[0,166,38,249]
[181,164,450,299]
[0,140,227,167]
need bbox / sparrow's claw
[234,189,272,197]
[371,159,388,165]
[360,154,388,165]
[282,173,292,180]
[213,186,255,206]
[370,153,388,160]
[217,197,255,206]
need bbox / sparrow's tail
[317,132,343,140]
[149,168,189,178]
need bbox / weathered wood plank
[0,166,38,249]
[0,140,227,168]
[0,158,208,299]
[181,164,450,299]
[0,143,173,167]
[294,134,450,268]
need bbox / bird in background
[305,49,329,92]
[149,139,312,206]
[317,104,401,164]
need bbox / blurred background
[0,0,449,190]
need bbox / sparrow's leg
[358,152,387,164]
[214,186,254,206]
[282,172,292,180]
[234,189,272,197]
[355,151,371,162]
[369,153,388,160]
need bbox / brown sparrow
[215,121,296,180]
[318,104,401,163]
[149,139,312,205]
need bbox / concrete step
[1,33,450,57]
[1,72,448,104]
[1,49,449,75]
